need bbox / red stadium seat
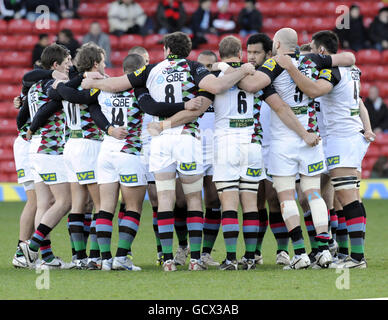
[111,51,128,67]
[0,35,19,50]
[382,51,388,65]
[0,118,17,134]
[359,66,378,81]
[356,50,381,65]
[187,50,200,61]
[105,68,123,77]
[203,34,219,50]
[77,3,99,18]
[361,170,371,179]
[377,84,388,99]
[184,1,198,15]
[310,17,335,33]
[96,3,109,18]
[109,35,120,50]
[381,145,388,157]
[360,82,372,98]
[229,1,245,15]
[32,20,58,35]
[362,157,378,171]
[374,66,388,81]
[139,2,158,17]
[148,49,166,64]
[120,35,144,51]
[18,35,39,51]
[0,20,7,34]
[257,3,275,17]
[358,2,385,17]
[262,18,288,33]
[300,1,322,17]
[1,136,16,149]
[58,19,84,35]
[375,133,388,146]
[0,85,21,101]
[0,148,14,161]
[274,2,302,17]
[285,18,314,33]
[0,69,15,84]
[0,104,8,118]
[144,34,164,49]
[2,52,32,68]
[7,19,32,34]
[0,160,16,173]
[366,145,381,158]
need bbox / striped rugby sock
[359,202,367,240]
[152,207,162,255]
[289,226,306,255]
[116,211,141,257]
[96,210,113,260]
[336,210,349,255]
[315,232,330,251]
[329,209,338,241]
[243,212,260,259]
[256,208,268,255]
[89,213,100,258]
[118,202,125,228]
[68,213,87,260]
[29,224,52,252]
[303,210,318,253]
[187,211,203,260]
[67,217,76,257]
[40,239,55,263]
[83,212,92,246]
[269,211,289,253]
[174,205,188,248]
[343,201,365,261]
[157,211,174,261]
[222,210,239,261]
[202,207,221,254]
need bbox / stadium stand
[0,0,387,182]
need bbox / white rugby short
[13,136,34,184]
[268,137,326,177]
[213,135,265,182]
[29,136,67,185]
[149,134,203,175]
[325,132,369,172]
[97,143,147,187]
[63,138,101,184]
[141,141,155,183]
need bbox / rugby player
[234,28,356,269]
[19,44,73,269]
[274,30,373,268]
[81,31,256,271]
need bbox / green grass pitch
[0,200,387,300]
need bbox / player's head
[272,28,298,55]
[246,33,272,67]
[128,46,150,65]
[163,32,192,59]
[40,43,72,75]
[219,35,242,61]
[74,42,106,74]
[300,43,312,54]
[123,53,146,74]
[311,30,339,55]
[197,50,217,71]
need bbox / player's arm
[22,69,68,88]
[274,55,336,98]
[198,63,255,94]
[330,52,356,67]
[359,98,376,142]
[81,74,132,92]
[88,102,127,140]
[27,100,63,137]
[16,98,30,130]
[135,87,185,117]
[54,82,100,105]
[265,91,320,147]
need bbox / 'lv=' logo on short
[120,174,138,183]
[40,173,57,182]
[326,156,340,167]
[17,169,25,178]
[246,168,262,177]
[308,161,324,173]
[179,162,197,171]
[77,171,95,181]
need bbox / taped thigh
[239,179,259,193]
[272,176,296,193]
[300,175,321,192]
[155,179,176,192]
[331,176,358,191]
[181,177,203,194]
[215,180,239,194]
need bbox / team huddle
[12,28,374,272]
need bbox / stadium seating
[0,0,387,182]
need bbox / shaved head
[273,28,298,55]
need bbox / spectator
[0,0,26,20]
[191,0,215,49]
[334,4,369,51]
[364,85,388,133]
[59,0,79,19]
[156,0,189,34]
[368,7,388,51]
[237,0,262,37]
[56,29,80,59]
[370,156,388,178]
[26,0,61,22]
[108,0,148,36]
[32,33,50,67]
[212,0,236,35]
[83,21,112,67]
